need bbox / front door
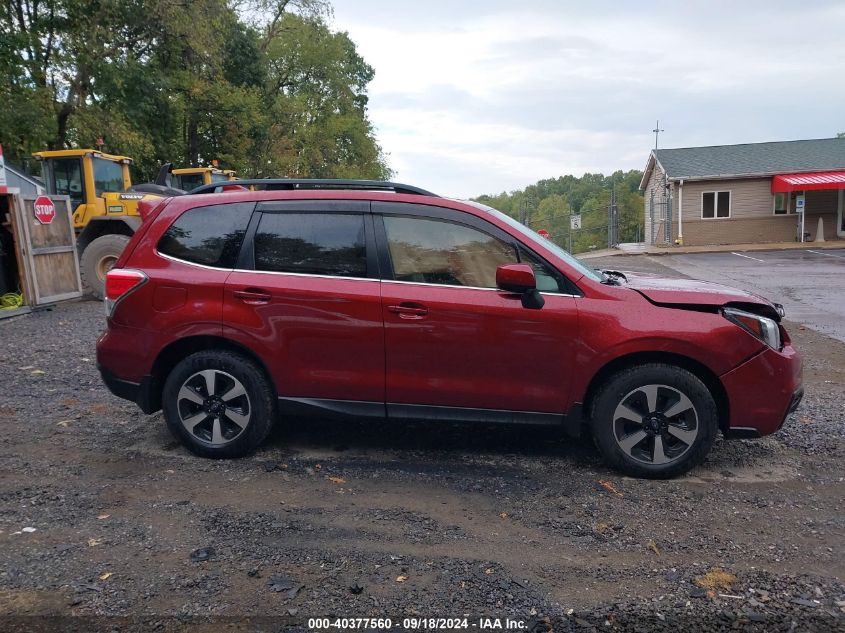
[223,200,385,405]
[375,203,578,416]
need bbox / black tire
[162,350,276,458]
[590,363,718,479]
[80,234,130,299]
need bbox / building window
[702,191,730,219]
[773,192,788,215]
[789,190,805,214]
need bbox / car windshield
[463,200,603,282]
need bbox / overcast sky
[329,0,845,198]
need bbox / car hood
[620,272,780,317]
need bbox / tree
[0,0,390,181]
[475,171,645,254]
[257,12,391,179]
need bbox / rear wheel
[80,233,130,299]
[590,364,718,479]
[162,351,276,458]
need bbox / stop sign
[33,195,56,224]
[537,229,550,238]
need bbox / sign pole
[801,209,804,244]
[796,193,806,242]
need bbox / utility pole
[520,192,536,227]
[607,176,619,248]
[653,120,664,149]
[567,187,574,253]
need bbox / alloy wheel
[612,383,699,466]
[176,369,251,446]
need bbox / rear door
[375,202,579,417]
[223,200,385,407]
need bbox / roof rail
[189,178,438,197]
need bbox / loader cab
[33,150,132,228]
[171,167,237,191]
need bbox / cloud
[331,1,845,197]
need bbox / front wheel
[590,364,718,479]
[162,351,276,458]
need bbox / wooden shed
[1,190,83,319]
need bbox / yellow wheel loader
[170,167,237,191]
[32,149,183,299]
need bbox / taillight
[104,269,147,317]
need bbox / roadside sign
[570,214,582,230]
[0,143,7,193]
[537,229,550,238]
[795,195,805,212]
[33,195,56,224]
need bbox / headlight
[722,307,781,350]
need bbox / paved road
[657,248,845,343]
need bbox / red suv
[96,180,802,478]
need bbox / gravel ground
[0,255,843,632]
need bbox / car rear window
[253,213,367,277]
[157,202,253,268]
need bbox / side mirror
[496,263,536,293]
[496,264,544,310]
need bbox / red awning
[772,171,845,193]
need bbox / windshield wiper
[601,270,628,285]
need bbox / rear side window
[253,213,367,277]
[158,203,253,268]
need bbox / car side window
[519,249,568,293]
[383,215,518,288]
[157,202,253,268]
[253,212,367,278]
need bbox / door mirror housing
[496,263,544,309]
[496,263,536,293]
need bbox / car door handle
[233,289,272,305]
[387,303,428,319]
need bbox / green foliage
[255,12,390,179]
[0,0,390,181]
[475,171,645,254]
